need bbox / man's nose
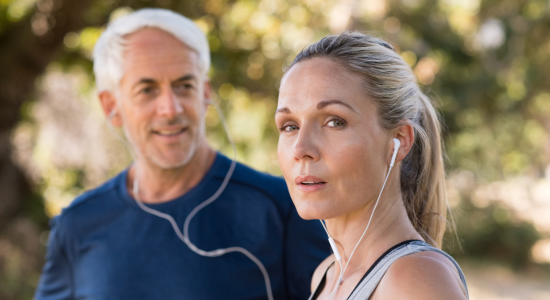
[292,127,321,163]
[157,89,183,118]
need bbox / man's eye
[281,125,299,132]
[174,83,193,92]
[327,119,345,127]
[141,87,154,94]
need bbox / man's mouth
[152,128,186,136]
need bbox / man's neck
[127,145,216,204]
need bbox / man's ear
[98,91,122,127]
[391,123,415,165]
[203,78,212,109]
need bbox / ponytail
[401,93,447,247]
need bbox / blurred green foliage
[1,0,549,299]
[6,0,548,184]
[445,198,540,269]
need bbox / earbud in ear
[390,138,401,167]
[108,109,117,121]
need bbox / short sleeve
[34,216,74,300]
[284,206,331,300]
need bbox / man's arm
[284,206,331,300]
[34,217,74,300]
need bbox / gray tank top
[309,240,469,300]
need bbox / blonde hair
[285,32,448,248]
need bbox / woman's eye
[281,125,299,132]
[327,119,345,127]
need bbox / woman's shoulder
[372,250,467,300]
[310,255,335,293]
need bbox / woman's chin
[294,200,342,220]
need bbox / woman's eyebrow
[275,107,291,114]
[276,100,358,115]
[317,99,358,113]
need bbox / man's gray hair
[93,8,210,93]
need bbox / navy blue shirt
[35,153,330,300]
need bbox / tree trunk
[0,0,96,231]
[0,1,97,298]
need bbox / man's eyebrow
[172,74,197,82]
[134,74,197,86]
[136,78,156,85]
[317,99,357,113]
[275,107,291,114]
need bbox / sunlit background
[1,0,549,299]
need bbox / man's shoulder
[231,161,288,195]
[215,155,292,209]
[233,162,287,193]
[54,170,127,228]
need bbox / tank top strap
[308,261,335,300]
[347,240,469,300]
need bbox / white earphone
[321,137,401,300]
[390,138,401,167]
[108,108,117,120]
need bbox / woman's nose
[292,129,321,163]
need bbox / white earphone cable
[107,100,274,300]
[323,164,394,300]
[320,220,330,236]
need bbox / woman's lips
[295,175,327,193]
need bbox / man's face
[114,28,210,169]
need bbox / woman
[275,32,468,300]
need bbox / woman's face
[276,57,391,220]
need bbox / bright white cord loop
[107,100,274,300]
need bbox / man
[35,8,329,300]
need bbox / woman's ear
[391,123,415,165]
[99,91,122,127]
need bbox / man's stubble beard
[122,125,199,170]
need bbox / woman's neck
[324,176,423,282]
